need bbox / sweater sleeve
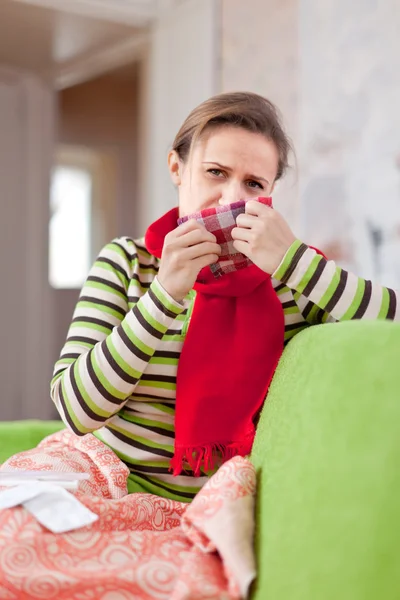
[273,240,399,324]
[50,237,186,435]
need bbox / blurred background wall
[0,0,399,420]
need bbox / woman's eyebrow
[202,161,270,185]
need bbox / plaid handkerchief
[178,197,272,277]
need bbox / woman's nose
[218,183,242,206]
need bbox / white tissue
[0,482,98,533]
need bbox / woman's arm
[51,237,186,435]
[273,240,399,324]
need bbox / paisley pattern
[0,431,255,600]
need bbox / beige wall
[221,0,400,287]
[50,69,140,377]
[0,67,54,420]
[221,0,300,229]
[58,68,140,237]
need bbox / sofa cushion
[251,320,400,599]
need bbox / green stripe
[378,287,390,319]
[77,300,123,320]
[147,402,175,415]
[296,255,324,295]
[94,433,172,468]
[304,302,321,325]
[319,266,342,309]
[122,318,154,356]
[60,375,91,434]
[273,239,303,281]
[276,285,290,297]
[65,340,93,350]
[341,277,365,320]
[107,423,174,453]
[127,473,197,502]
[96,260,129,286]
[91,353,127,401]
[120,412,175,432]
[149,355,179,366]
[151,280,183,316]
[73,360,113,418]
[283,305,300,315]
[86,280,126,302]
[106,336,142,380]
[109,241,136,264]
[137,301,169,335]
[284,323,308,341]
[140,379,176,391]
[70,320,110,335]
[144,473,202,494]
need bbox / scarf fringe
[170,441,252,477]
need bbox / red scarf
[145,208,285,476]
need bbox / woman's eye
[208,168,223,177]
[247,180,263,190]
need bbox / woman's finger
[231,226,252,242]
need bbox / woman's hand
[157,220,221,302]
[231,200,296,274]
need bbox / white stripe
[71,306,121,327]
[285,247,318,290]
[111,416,175,448]
[362,284,384,320]
[330,271,360,319]
[121,405,175,424]
[305,259,337,305]
[98,427,171,462]
[131,386,176,401]
[148,472,209,487]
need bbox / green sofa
[1,320,399,599]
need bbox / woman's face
[168,126,280,217]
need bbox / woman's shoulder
[99,236,159,281]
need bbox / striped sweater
[51,237,399,501]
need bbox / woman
[48,91,398,502]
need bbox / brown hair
[172,91,292,181]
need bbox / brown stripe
[285,322,309,332]
[302,301,314,319]
[57,379,84,436]
[118,323,153,362]
[96,256,129,283]
[324,270,348,313]
[280,243,309,285]
[59,352,80,360]
[66,335,98,346]
[122,419,175,438]
[132,473,197,500]
[140,374,177,384]
[282,300,297,309]
[86,352,122,406]
[105,426,173,459]
[314,307,326,324]
[72,316,113,331]
[387,288,397,319]
[66,362,108,423]
[112,240,135,264]
[127,393,173,402]
[102,340,139,385]
[274,282,288,293]
[87,275,126,295]
[132,304,165,339]
[153,350,181,359]
[148,286,180,319]
[79,295,126,318]
[353,280,372,319]
[302,258,326,297]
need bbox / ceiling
[0,0,146,80]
